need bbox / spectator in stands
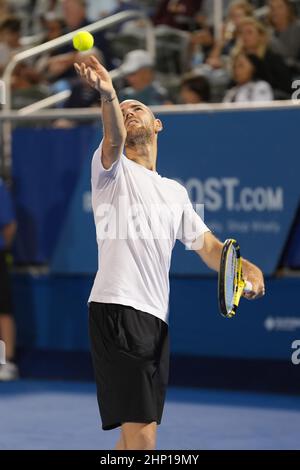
[118,50,170,105]
[222,0,254,53]
[31,0,62,33]
[223,52,274,102]
[0,177,18,381]
[45,0,112,85]
[250,0,266,6]
[101,0,141,19]
[235,17,292,97]
[41,12,65,41]
[153,0,204,31]
[0,0,12,20]
[205,1,254,70]
[86,0,118,20]
[269,0,300,77]
[34,13,65,75]
[198,0,232,27]
[0,16,46,107]
[104,0,145,36]
[34,0,61,17]
[179,71,211,103]
[188,3,254,102]
[0,16,23,72]
[188,25,215,68]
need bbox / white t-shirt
[223,80,274,103]
[88,140,210,324]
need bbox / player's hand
[74,55,114,99]
[242,260,265,300]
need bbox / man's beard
[126,126,153,147]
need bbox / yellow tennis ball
[72,31,94,51]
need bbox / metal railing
[0,100,299,123]
[2,101,300,173]
[18,90,71,116]
[1,10,155,177]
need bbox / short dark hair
[269,0,297,25]
[234,52,268,82]
[69,0,87,7]
[180,74,211,102]
[0,17,22,34]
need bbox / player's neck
[125,142,157,171]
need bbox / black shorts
[0,250,13,315]
[88,302,170,431]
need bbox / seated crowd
[0,0,299,115]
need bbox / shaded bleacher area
[1,0,300,110]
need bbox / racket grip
[244,280,253,293]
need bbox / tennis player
[74,56,265,451]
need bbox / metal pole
[0,100,299,123]
[213,0,224,41]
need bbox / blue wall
[13,274,300,362]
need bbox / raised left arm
[192,232,265,299]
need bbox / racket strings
[225,246,237,313]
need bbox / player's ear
[154,118,163,133]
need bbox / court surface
[1,380,300,450]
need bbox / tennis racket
[218,239,252,318]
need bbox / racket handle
[244,280,253,293]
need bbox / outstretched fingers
[74,62,87,78]
[80,62,87,75]
[87,66,97,87]
[89,55,100,67]
[89,55,104,71]
[74,62,81,74]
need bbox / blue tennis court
[1,380,300,450]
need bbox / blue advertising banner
[12,125,97,264]
[12,107,300,275]
[158,109,298,275]
[169,277,300,360]
[284,207,300,268]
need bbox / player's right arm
[193,232,264,299]
[74,56,126,169]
